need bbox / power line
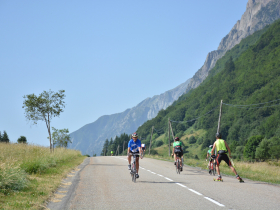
[170,105,219,123]
[223,99,280,109]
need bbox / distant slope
[69,79,190,155]
[184,0,280,94]
[137,19,280,150]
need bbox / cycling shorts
[175,150,183,158]
[130,151,139,158]
[216,153,231,166]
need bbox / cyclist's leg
[174,153,177,164]
[216,154,221,176]
[136,156,139,173]
[224,155,238,175]
[128,153,132,165]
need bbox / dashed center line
[164,177,173,181]
[204,197,225,207]
[188,189,202,196]
[112,156,225,208]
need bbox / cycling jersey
[128,139,141,153]
[207,149,212,155]
[173,141,183,154]
[215,139,227,154]
[173,141,182,148]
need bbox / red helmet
[175,137,179,141]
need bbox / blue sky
[0,0,247,146]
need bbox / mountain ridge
[69,79,190,155]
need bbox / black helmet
[216,133,222,138]
[175,137,179,141]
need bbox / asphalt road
[47,156,280,210]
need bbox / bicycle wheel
[176,159,180,174]
[213,162,216,176]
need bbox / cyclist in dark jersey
[211,133,243,181]
[172,137,183,171]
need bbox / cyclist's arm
[128,147,131,155]
[211,143,216,155]
[224,140,231,157]
[172,147,174,155]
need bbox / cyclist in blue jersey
[127,132,142,178]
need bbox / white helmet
[209,145,213,148]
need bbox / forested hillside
[134,19,280,159]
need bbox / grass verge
[0,143,86,209]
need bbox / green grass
[0,143,86,209]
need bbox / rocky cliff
[185,0,280,92]
[69,79,190,155]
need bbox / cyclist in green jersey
[206,145,214,174]
[211,133,243,181]
[172,137,183,171]
[111,151,113,156]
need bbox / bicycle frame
[129,153,141,183]
[175,155,183,174]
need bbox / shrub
[197,137,203,145]
[150,149,158,155]
[155,140,163,147]
[189,136,196,144]
[0,163,29,193]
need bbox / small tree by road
[17,136,27,144]
[52,127,71,148]
[22,90,66,152]
[1,131,9,143]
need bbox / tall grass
[0,143,82,192]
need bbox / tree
[255,138,270,160]
[52,127,71,148]
[17,136,27,144]
[268,136,280,160]
[2,131,9,143]
[101,139,109,156]
[243,135,264,159]
[22,90,65,152]
[0,131,2,142]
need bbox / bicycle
[173,153,183,174]
[209,156,216,176]
[129,153,142,183]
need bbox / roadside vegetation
[0,143,85,209]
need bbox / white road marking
[176,183,187,188]
[188,189,202,196]
[112,156,225,208]
[204,197,225,207]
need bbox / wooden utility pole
[215,100,223,156]
[217,100,223,134]
[168,118,171,156]
[169,121,175,141]
[149,126,154,155]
